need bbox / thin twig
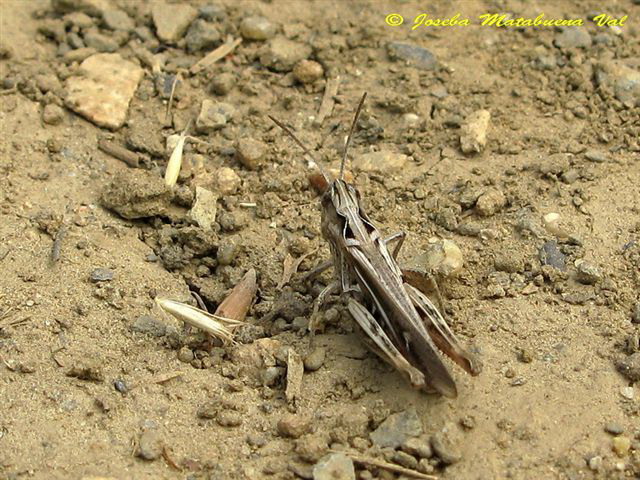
[314,76,340,126]
[98,139,140,168]
[190,37,242,74]
[340,451,439,479]
[50,225,67,263]
[165,72,181,123]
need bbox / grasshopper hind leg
[346,298,428,391]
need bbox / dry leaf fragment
[214,268,257,321]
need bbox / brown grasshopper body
[270,93,480,397]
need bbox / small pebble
[392,450,418,470]
[236,138,266,170]
[293,60,323,84]
[131,315,167,337]
[423,239,464,277]
[216,240,237,266]
[616,352,640,382]
[303,347,326,372]
[177,346,194,363]
[110,380,127,396]
[539,241,566,271]
[137,431,163,461]
[632,302,640,323]
[210,72,235,95]
[370,408,423,449]
[102,9,135,31]
[588,455,602,471]
[277,413,310,438]
[460,109,491,154]
[475,189,506,216]
[605,422,624,435]
[185,19,221,52]
[295,434,329,463]
[312,453,355,480]
[430,433,461,465]
[217,410,242,427]
[216,167,241,195]
[196,100,235,132]
[260,37,311,72]
[387,42,437,70]
[575,260,602,285]
[240,16,276,41]
[90,268,114,282]
[42,104,65,125]
[619,386,634,400]
[401,436,433,459]
[612,436,631,457]
[584,150,608,163]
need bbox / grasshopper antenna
[268,115,332,184]
[339,92,367,180]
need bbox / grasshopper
[269,93,481,397]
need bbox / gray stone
[616,353,640,382]
[430,433,461,465]
[83,30,119,52]
[151,2,197,43]
[63,11,94,29]
[51,0,109,17]
[90,267,114,282]
[102,9,134,31]
[370,408,423,448]
[131,315,167,337]
[539,241,566,271]
[210,72,235,95]
[185,19,220,52]
[313,453,355,480]
[199,4,226,21]
[632,302,640,324]
[387,42,437,70]
[216,240,237,266]
[585,150,609,163]
[62,47,96,64]
[196,99,235,133]
[240,16,276,41]
[554,27,592,49]
[604,422,624,435]
[65,53,143,130]
[260,37,311,72]
[401,436,433,459]
[595,61,640,107]
[137,430,163,460]
[575,261,602,285]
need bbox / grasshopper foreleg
[309,281,341,335]
[383,231,406,260]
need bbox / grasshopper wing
[404,283,482,376]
